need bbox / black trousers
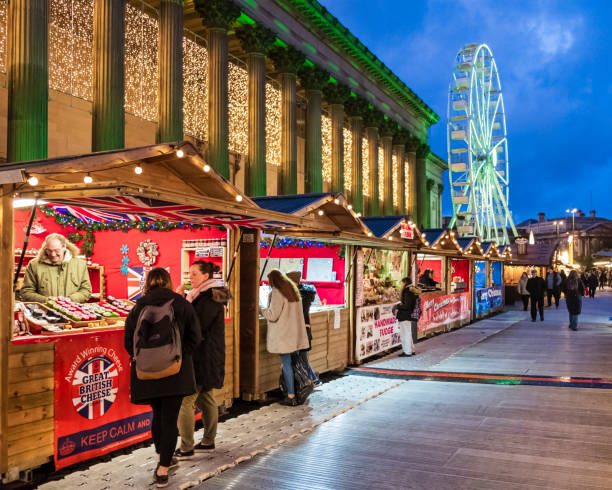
[589,287,596,298]
[546,289,553,307]
[521,295,530,311]
[530,295,544,321]
[552,288,561,308]
[150,395,183,467]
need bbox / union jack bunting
[48,196,291,229]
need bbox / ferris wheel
[447,43,517,245]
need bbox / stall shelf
[415,229,471,339]
[238,194,386,399]
[0,143,305,479]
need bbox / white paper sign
[334,309,341,329]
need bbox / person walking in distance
[545,269,555,307]
[599,270,607,290]
[562,270,585,331]
[517,272,530,311]
[552,270,562,309]
[394,277,422,356]
[124,268,201,488]
[526,269,546,322]
[587,272,598,298]
[287,271,321,386]
[175,261,230,459]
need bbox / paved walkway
[39,290,612,489]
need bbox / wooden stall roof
[497,244,513,260]
[481,241,501,259]
[507,242,557,266]
[456,237,485,258]
[1,143,306,229]
[360,216,426,248]
[420,228,463,255]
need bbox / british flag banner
[47,195,292,229]
[126,266,171,301]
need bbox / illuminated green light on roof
[304,59,314,68]
[368,104,373,110]
[348,77,358,87]
[236,13,256,25]
[350,91,356,97]
[350,60,360,70]
[329,76,337,84]
[274,38,288,48]
[242,0,258,8]
[382,103,390,111]
[274,19,289,34]
[302,42,316,54]
[328,61,339,72]
[330,44,340,53]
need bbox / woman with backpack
[124,268,201,488]
[394,277,422,356]
[261,269,309,406]
[562,270,585,331]
[175,261,230,460]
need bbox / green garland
[41,206,205,257]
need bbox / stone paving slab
[39,376,404,490]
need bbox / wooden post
[0,185,14,474]
[228,229,241,399]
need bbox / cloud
[526,18,576,57]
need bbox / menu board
[306,258,334,282]
[260,258,280,280]
[279,257,304,275]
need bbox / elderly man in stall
[20,233,91,303]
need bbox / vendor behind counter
[19,233,92,303]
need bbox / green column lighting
[416,143,431,228]
[363,108,384,216]
[345,96,369,214]
[236,24,276,196]
[380,119,397,216]
[323,81,350,194]
[7,0,48,162]
[298,65,329,194]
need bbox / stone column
[363,108,384,216]
[7,0,47,162]
[92,0,125,152]
[269,45,305,195]
[345,97,369,214]
[405,136,419,219]
[380,119,397,216]
[392,129,408,215]
[323,82,350,194]
[157,0,183,143]
[416,143,431,228]
[236,24,275,196]
[437,183,444,228]
[195,0,240,179]
[426,178,435,229]
[298,65,328,193]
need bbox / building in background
[2,0,446,226]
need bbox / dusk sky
[325,0,612,224]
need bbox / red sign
[54,330,152,469]
[418,291,470,336]
[400,223,414,240]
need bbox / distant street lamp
[565,208,577,231]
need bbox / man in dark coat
[526,269,546,322]
[587,273,598,298]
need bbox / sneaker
[174,449,194,460]
[153,470,169,488]
[194,442,215,452]
[280,397,298,407]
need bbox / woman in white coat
[517,271,530,311]
[261,269,309,406]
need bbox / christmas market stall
[352,216,425,363]
[504,239,555,305]
[236,193,381,399]
[415,229,471,338]
[471,241,504,319]
[0,143,304,477]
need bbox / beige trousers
[177,388,218,451]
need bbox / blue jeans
[280,353,294,395]
[298,349,319,381]
[569,314,579,330]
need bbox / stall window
[474,261,487,289]
[360,248,408,305]
[450,259,470,293]
[416,254,444,290]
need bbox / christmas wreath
[137,239,159,266]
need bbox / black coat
[124,287,201,404]
[191,287,229,391]
[587,275,599,288]
[396,286,419,322]
[563,280,585,315]
[526,276,546,298]
[297,282,317,351]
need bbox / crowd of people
[516,267,608,331]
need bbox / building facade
[3,0,445,225]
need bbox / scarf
[186,278,218,303]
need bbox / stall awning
[3,143,303,229]
[361,216,425,247]
[481,241,501,259]
[421,228,463,254]
[457,237,485,257]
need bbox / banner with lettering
[355,303,400,360]
[54,329,152,469]
[475,285,503,314]
[418,292,470,336]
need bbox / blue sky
[325,0,612,223]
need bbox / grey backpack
[133,299,182,380]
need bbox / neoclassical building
[3,0,445,227]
